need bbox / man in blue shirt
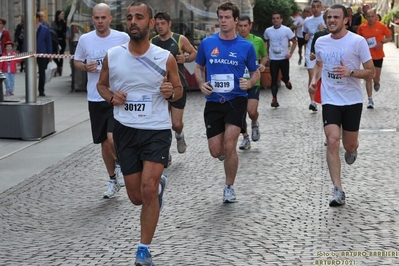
[195,1,260,203]
[36,12,53,96]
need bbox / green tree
[253,0,300,35]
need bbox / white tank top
[108,43,171,130]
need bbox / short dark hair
[154,11,171,22]
[217,1,240,20]
[0,18,6,25]
[239,15,251,24]
[330,4,348,18]
[129,2,154,19]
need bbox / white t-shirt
[303,15,326,55]
[108,43,171,130]
[264,25,295,61]
[293,16,305,38]
[74,29,130,102]
[315,31,372,106]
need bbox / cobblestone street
[1,43,398,265]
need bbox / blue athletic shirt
[195,33,258,102]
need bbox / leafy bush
[381,13,392,26]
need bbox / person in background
[264,12,297,108]
[195,1,260,203]
[0,41,22,95]
[352,4,370,32]
[303,0,326,112]
[74,3,130,198]
[0,18,12,56]
[14,15,25,72]
[237,15,268,150]
[357,8,392,109]
[52,10,67,76]
[150,11,197,163]
[36,12,53,97]
[345,6,355,33]
[292,7,311,65]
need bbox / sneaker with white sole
[344,150,357,165]
[251,122,260,141]
[373,83,380,92]
[176,134,187,154]
[223,185,236,203]
[329,186,346,207]
[115,163,125,187]
[168,154,172,166]
[159,174,167,211]
[367,98,374,109]
[239,137,251,150]
[134,246,154,266]
[309,101,318,111]
[103,180,121,199]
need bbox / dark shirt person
[36,12,53,96]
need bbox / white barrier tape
[0,52,74,62]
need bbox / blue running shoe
[135,246,154,266]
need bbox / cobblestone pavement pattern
[1,44,399,265]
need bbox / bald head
[366,8,376,25]
[93,3,111,16]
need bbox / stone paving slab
[1,44,399,265]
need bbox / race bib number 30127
[121,94,152,118]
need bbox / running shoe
[285,81,292,90]
[159,173,167,211]
[373,83,380,92]
[329,186,346,207]
[344,150,357,165]
[223,185,236,203]
[239,137,251,150]
[298,56,302,65]
[134,246,154,266]
[218,154,225,161]
[115,163,125,187]
[271,98,280,108]
[103,180,121,199]
[251,122,260,141]
[309,101,318,112]
[176,134,187,154]
[168,154,172,166]
[367,98,374,109]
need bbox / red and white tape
[0,52,74,62]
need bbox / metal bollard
[0,71,6,102]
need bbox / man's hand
[239,78,251,90]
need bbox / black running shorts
[170,86,187,109]
[113,120,172,175]
[88,101,115,144]
[322,103,363,132]
[204,96,247,139]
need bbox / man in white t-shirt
[74,3,130,198]
[309,5,374,207]
[264,13,297,108]
[303,0,325,111]
[292,7,311,65]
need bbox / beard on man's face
[127,25,149,42]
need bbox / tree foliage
[253,0,300,34]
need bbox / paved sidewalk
[0,43,398,265]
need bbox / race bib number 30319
[210,73,234,93]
